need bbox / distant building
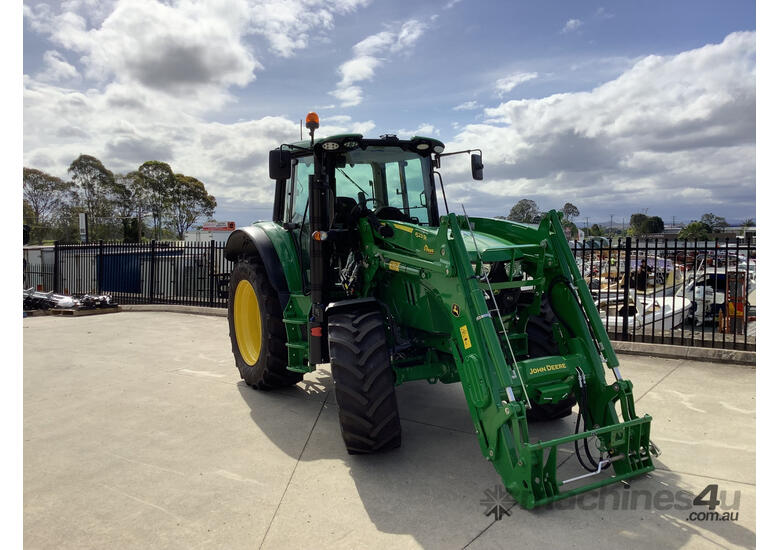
[185,221,236,244]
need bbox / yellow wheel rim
[234,280,262,365]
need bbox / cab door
[285,155,315,289]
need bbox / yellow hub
[234,279,262,365]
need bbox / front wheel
[227,257,302,390]
[328,309,402,454]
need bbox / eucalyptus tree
[168,174,217,239]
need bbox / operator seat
[375,205,414,224]
[333,196,359,227]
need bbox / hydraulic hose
[574,367,609,473]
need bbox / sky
[22,0,756,228]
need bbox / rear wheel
[525,300,576,421]
[228,257,302,390]
[328,309,402,454]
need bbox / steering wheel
[375,206,414,223]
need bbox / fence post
[97,240,104,293]
[149,240,156,304]
[209,240,216,308]
[53,241,60,293]
[622,236,632,340]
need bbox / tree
[562,202,580,221]
[168,174,217,239]
[679,221,710,240]
[628,213,649,235]
[741,218,755,227]
[561,220,578,240]
[589,223,602,236]
[23,168,74,228]
[23,200,36,244]
[139,161,175,239]
[49,202,81,243]
[699,213,728,233]
[114,171,151,242]
[642,216,664,234]
[507,199,540,223]
[68,155,116,240]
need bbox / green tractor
[225,113,657,509]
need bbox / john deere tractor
[225,112,657,509]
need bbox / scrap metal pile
[23,289,115,311]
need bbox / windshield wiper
[337,168,368,196]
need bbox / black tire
[328,309,402,454]
[525,300,576,422]
[228,257,302,390]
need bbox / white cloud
[37,50,81,83]
[495,71,538,97]
[24,0,373,109]
[562,18,582,33]
[337,56,383,87]
[397,123,438,138]
[453,100,481,111]
[330,19,428,107]
[247,0,370,57]
[330,86,364,108]
[393,19,426,52]
[442,32,756,219]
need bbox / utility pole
[609,214,614,233]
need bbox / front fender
[225,223,300,309]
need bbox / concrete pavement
[23,312,756,549]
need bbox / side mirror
[471,153,483,181]
[269,149,291,180]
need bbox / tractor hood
[456,217,540,258]
[460,230,516,254]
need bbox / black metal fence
[23,236,756,351]
[571,236,755,351]
[27,240,232,308]
[23,261,55,292]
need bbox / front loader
[225,112,657,509]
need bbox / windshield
[334,146,433,225]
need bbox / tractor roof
[285,133,445,154]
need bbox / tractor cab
[266,117,482,362]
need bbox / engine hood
[460,230,516,255]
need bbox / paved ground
[23,312,756,549]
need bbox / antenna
[300,119,303,140]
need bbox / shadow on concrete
[238,374,755,549]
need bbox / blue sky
[23,0,756,227]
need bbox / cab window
[287,156,314,223]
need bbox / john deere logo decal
[451,303,460,317]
